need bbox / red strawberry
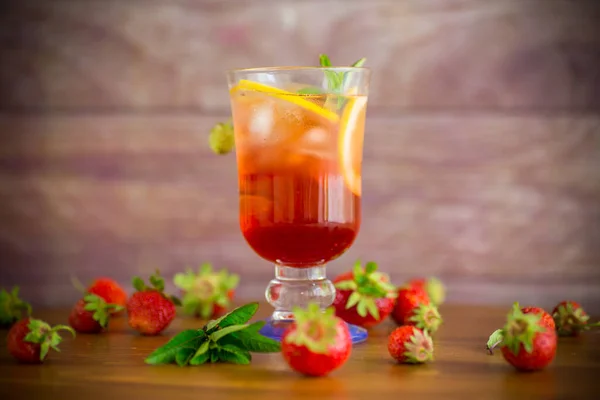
[173,263,239,319]
[7,318,75,363]
[69,293,124,334]
[126,272,181,336]
[281,303,351,377]
[0,286,32,328]
[552,301,600,337]
[486,304,554,354]
[332,261,396,328]
[521,306,555,331]
[406,277,446,306]
[392,285,441,332]
[492,303,557,371]
[87,277,128,314]
[387,325,434,364]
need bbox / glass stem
[265,265,335,321]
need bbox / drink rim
[227,66,370,74]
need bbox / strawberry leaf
[132,277,146,292]
[0,286,32,327]
[335,280,357,291]
[345,292,361,309]
[149,275,165,292]
[364,298,380,320]
[486,329,504,354]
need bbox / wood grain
[0,114,599,310]
[0,304,598,400]
[0,0,598,111]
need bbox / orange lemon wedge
[230,80,339,123]
[338,96,367,196]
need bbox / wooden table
[1,304,598,400]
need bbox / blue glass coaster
[259,317,368,344]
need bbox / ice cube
[297,127,334,158]
[249,103,274,142]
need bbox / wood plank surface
[0,304,598,399]
[1,114,599,310]
[1,0,599,111]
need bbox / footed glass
[227,66,370,343]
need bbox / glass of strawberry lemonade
[227,65,370,343]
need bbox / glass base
[259,317,368,344]
[261,264,369,344]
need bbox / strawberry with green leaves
[127,271,181,336]
[552,300,600,337]
[332,261,397,329]
[0,286,32,328]
[7,318,75,363]
[281,303,352,377]
[173,263,239,320]
[387,325,434,364]
[69,293,124,334]
[392,284,442,334]
[486,304,554,354]
[405,277,446,306]
[488,303,557,371]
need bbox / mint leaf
[189,340,210,365]
[351,57,367,67]
[227,322,281,353]
[175,347,195,366]
[210,324,249,342]
[210,351,219,363]
[145,329,206,365]
[205,302,259,333]
[217,345,251,365]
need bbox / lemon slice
[338,96,367,196]
[231,79,339,123]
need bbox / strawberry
[490,303,557,371]
[7,318,75,363]
[173,263,239,319]
[332,260,396,328]
[0,286,32,328]
[552,300,600,337]
[387,325,434,364]
[87,277,128,314]
[520,306,555,331]
[281,303,352,377]
[68,293,124,334]
[126,272,181,336]
[486,304,554,354]
[392,285,442,333]
[406,277,446,306]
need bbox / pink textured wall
[0,0,599,311]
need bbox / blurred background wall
[0,0,599,311]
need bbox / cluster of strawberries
[1,265,240,364]
[279,261,445,376]
[485,301,599,372]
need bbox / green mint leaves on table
[145,302,281,366]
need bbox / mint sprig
[318,54,366,110]
[145,302,281,366]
